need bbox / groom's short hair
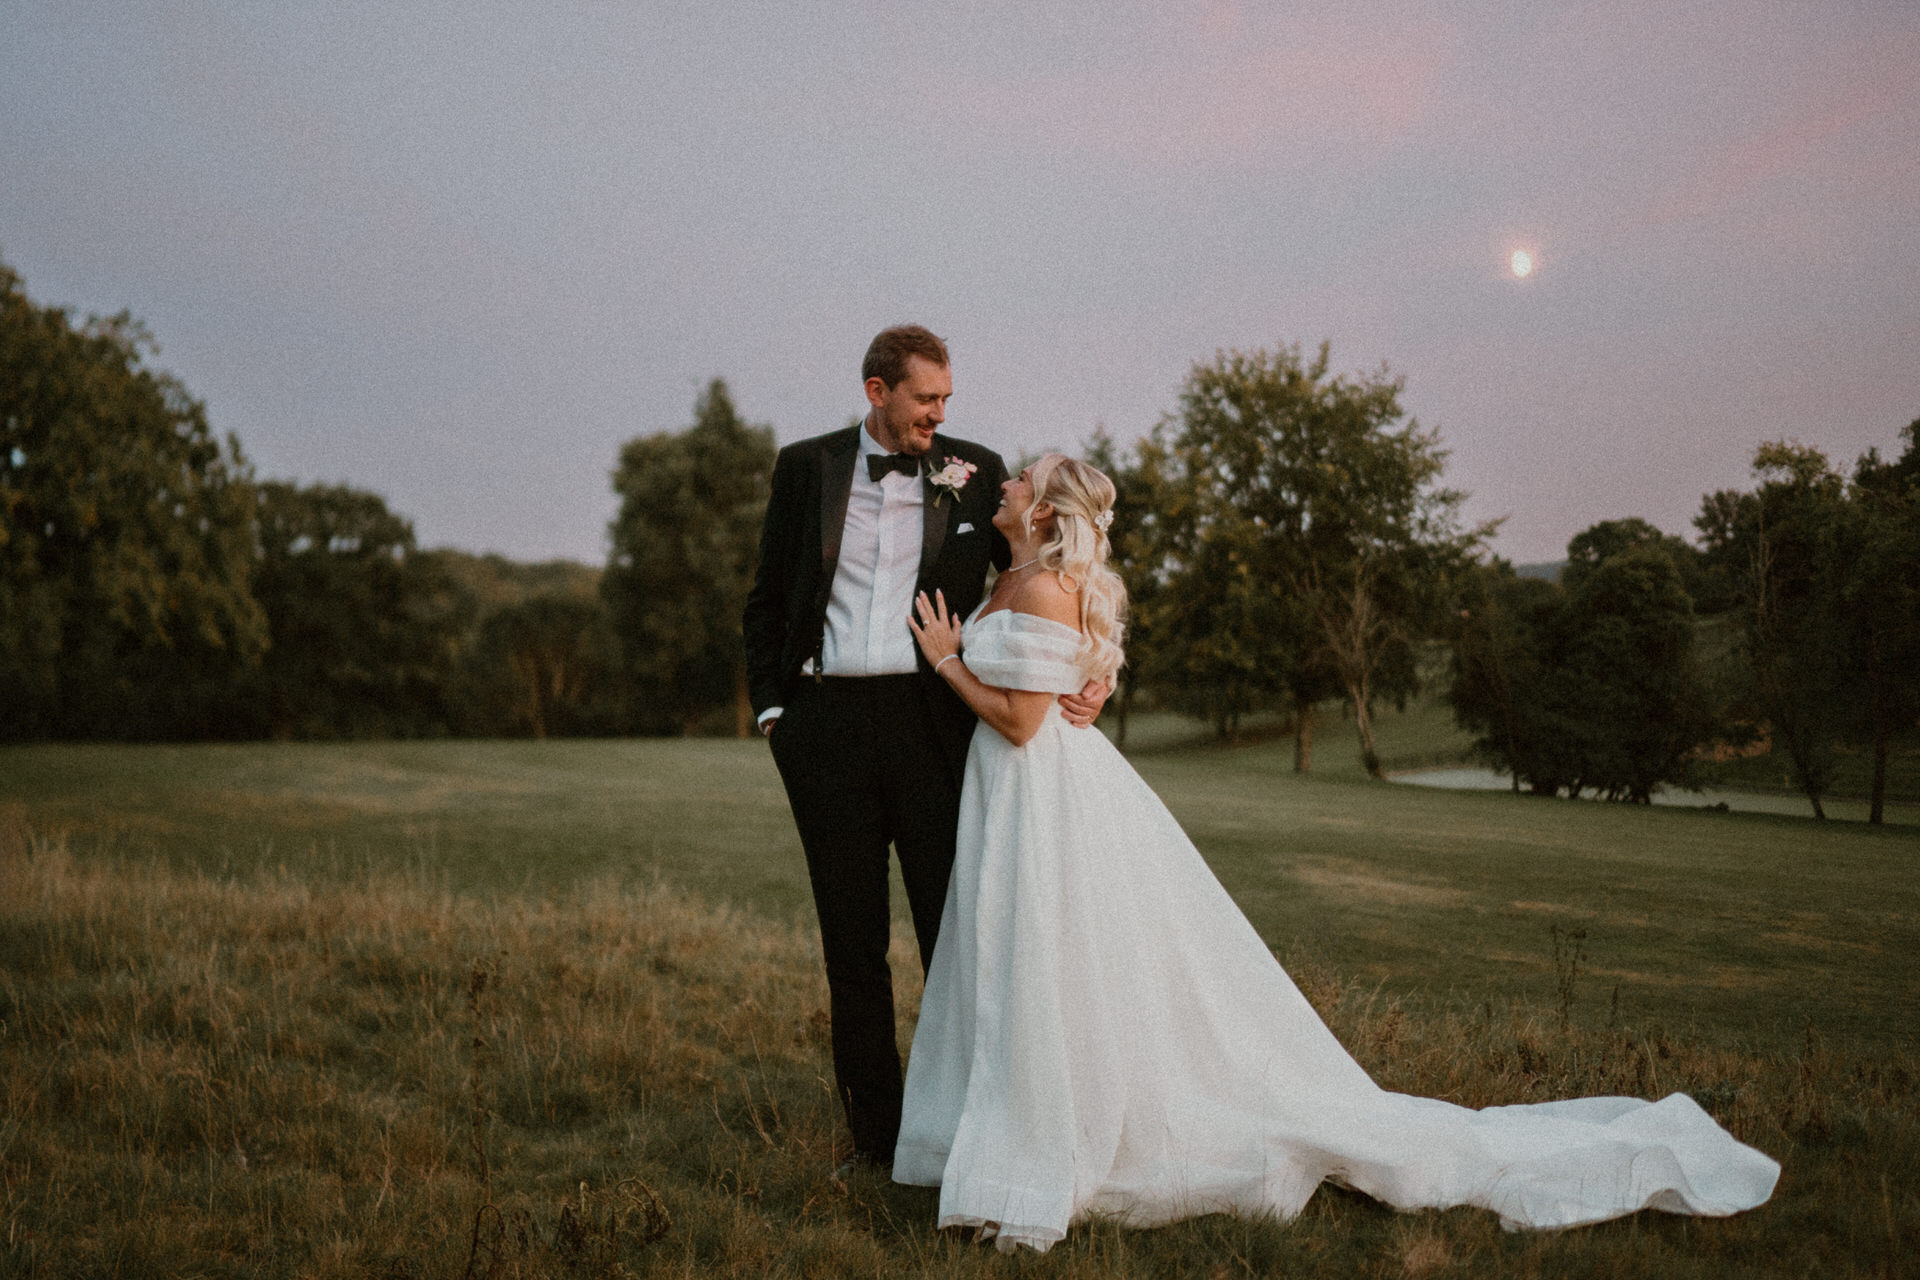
[863,325,950,389]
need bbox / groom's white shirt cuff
[758,707,782,731]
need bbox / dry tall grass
[2,821,1913,1278]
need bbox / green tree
[434,552,621,739]
[435,550,601,617]
[1696,443,1856,818]
[1559,543,1719,801]
[453,595,622,738]
[604,379,775,736]
[1842,421,1920,824]
[1449,565,1580,795]
[1451,533,1718,802]
[242,481,470,739]
[1149,343,1484,774]
[1562,518,1701,594]
[0,259,265,739]
[1135,445,1297,742]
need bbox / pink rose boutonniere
[928,456,978,506]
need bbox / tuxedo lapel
[917,437,952,586]
[818,428,858,577]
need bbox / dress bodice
[960,608,1086,695]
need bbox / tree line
[1,257,768,742]
[1091,341,1917,823]
[5,257,1916,823]
[1444,439,1920,823]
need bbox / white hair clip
[1094,509,1114,534]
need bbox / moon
[1510,249,1535,278]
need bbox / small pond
[1392,766,1918,826]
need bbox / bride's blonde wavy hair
[1020,453,1128,685]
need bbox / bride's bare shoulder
[1013,569,1082,631]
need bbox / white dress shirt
[758,419,925,730]
[820,424,925,676]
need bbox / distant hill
[1513,560,1565,583]
[432,549,601,614]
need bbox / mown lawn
[6,706,1913,1053]
[2,717,1916,1277]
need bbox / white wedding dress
[892,609,1779,1253]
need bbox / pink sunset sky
[4,0,1916,564]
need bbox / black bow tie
[867,453,921,483]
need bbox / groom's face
[865,355,951,456]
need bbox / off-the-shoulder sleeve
[962,614,1087,694]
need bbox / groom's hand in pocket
[1057,678,1113,729]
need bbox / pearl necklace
[1004,557,1040,574]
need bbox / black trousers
[767,673,962,1160]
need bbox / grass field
[3,708,1916,1276]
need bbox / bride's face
[993,468,1050,539]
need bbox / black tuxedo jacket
[743,426,1010,777]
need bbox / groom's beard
[873,408,939,456]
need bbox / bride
[894,453,1779,1253]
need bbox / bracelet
[934,653,960,674]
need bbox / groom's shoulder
[778,424,861,463]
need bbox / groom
[743,325,1105,1168]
